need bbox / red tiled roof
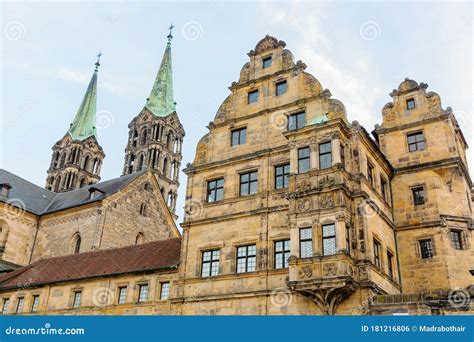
[0,238,181,290]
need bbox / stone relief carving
[297,199,311,212]
[319,194,334,209]
[300,265,313,279]
[296,180,311,192]
[318,175,335,187]
[323,263,337,277]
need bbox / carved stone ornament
[319,194,334,208]
[297,199,311,212]
[296,180,311,192]
[318,175,335,187]
[323,263,337,277]
[300,265,313,279]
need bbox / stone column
[289,143,298,174]
[290,221,299,258]
[313,221,321,256]
[310,140,318,170]
[335,214,347,253]
[332,134,341,166]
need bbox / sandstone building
[0,34,472,316]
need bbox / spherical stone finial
[398,78,419,92]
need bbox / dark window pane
[288,112,306,131]
[406,98,415,110]
[420,239,433,259]
[248,90,259,104]
[263,56,272,68]
[276,81,287,96]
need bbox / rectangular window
[412,186,426,206]
[1,299,9,314]
[373,240,381,268]
[231,127,247,146]
[72,291,81,308]
[319,142,332,169]
[419,239,434,259]
[236,245,257,273]
[275,164,290,189]
[31,295,39,312]
[207,178,224,202]
[406,98,416,110]
[367,162,374,187]
[274,240,290,269]
[118,287,127,304]
[300,228,313,258]
[381,177,388,202]
[450,230,464,250]
[322,224,337,256]
[248,90,259,104]
[387,251,394,278]
[276,80,287,96]
[138,284,148,303]
[340,144,345,169]
[407,131,425,152]
[262,56,272,68]
[298,147,310,174]
[240,171,258,196]
[15,298,24,313]
[201,250,220,277]
[160,282,170,300]
[288,112,306,131]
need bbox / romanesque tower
[122,27,185,216]
[374,79,473,293]
[45,56,105,192]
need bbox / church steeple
[68,54,101,141]
[145,25,176,117]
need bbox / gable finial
[95,51,102,71]
[167,24,174,45]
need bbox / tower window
[236,245,257,273]
[406,98,415,110]
[298,147,310,174]
[319,142,332,169]
[239,171,258,196]
[262,56,272,68]
[274,240,290,269]
[288,112,306,131]
[201,250,220,277]
[275,163,290,189]
[419,239,434,259]
[231,127,247,146]
[207,178,224,202]
[412,186,426,206]
[299,227,313,258]
[407,131,425,152]
[450,230,464,250]
[248,90,259,104]
[373,239,381,268]
[276,80,287,96]
[322,224,336,256]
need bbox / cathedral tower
[122,27,185,216]
[45,55,105,192]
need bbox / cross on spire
[95,51,102,71]
[167,24,174,44]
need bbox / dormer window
[0,184,11,198]
[406,98,415,110]
[88,187,104,200]
[262,56,272,69]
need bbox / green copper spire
[68,53,101,141]
[145,25,176,117]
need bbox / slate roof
[0,261,21,274]
[0,169,147,215]
[0,238,181,290]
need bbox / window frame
[450,230,464,250]
[262,56,272,69]
[275,80,287,96]
[72,291,82,308]
[419,239,434,259]
[367,161,375,188]
[207,178,224,203]
[30,295,40,312]
[274,239,290,269]
[387,250,394,278]
[1,298,9,314]
[201,249,220,277]
[407,131,426,152]
[380,176,389,202]
[406,98,416,110]
[373,239,382,269]
[231,127,247,146]
[239,171,258,196]
[247,90,259,104]
[15,297,24,313]
[160,282,171,300]
[274,163,290,189]
[137,283,149,303]
[287,112,306,131]
[236,244,257,273]
[117,286,127,304]
[319,141,332,170]
[412,186,426,206]
[322,224,337,256]
[299,227,313,259]
[298,147,310,174]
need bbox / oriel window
[322,224,336,256]
[300,228,313,258]
[319,142,332,169]
[288,112,306,131]
[298,147,310,174]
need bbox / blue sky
[2,1,472,221]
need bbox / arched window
[167,191,173,207]
[166,133,172,149]
[140,129,148,145]
[52,152,59,168]
[132,130,138,147]
[139,203,147,216]
[92,158,98,174]
[54,175,62,192]
[135,233,144,245]
[137,154,144,171]
[128,154,135,174]
[83,155,90,172]
[162,158,168,177]
[170,161,176,180]
[79,178,87,188]
[71,234,81,254]
[59,153,67,168]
